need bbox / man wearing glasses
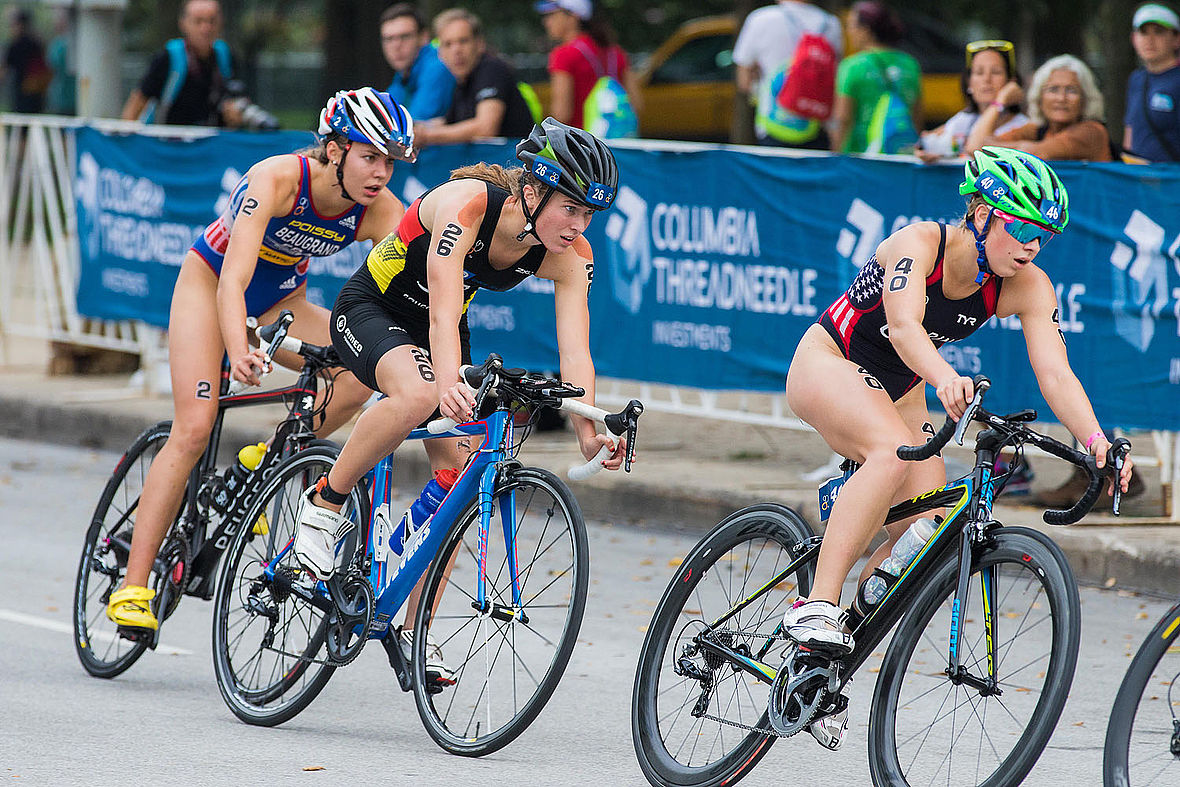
[380,3,456,124]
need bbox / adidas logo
[279,275,298,290]
[340,214,357,230]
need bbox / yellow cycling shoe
[252,512,269,536]
[106,585,159,631]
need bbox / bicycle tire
[73,421,174,678]
[632,503,816,787]
[412,466,589,756]
[868,526,1080,787]
[211,444,362,726]
[1103,599,1180,787]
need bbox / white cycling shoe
[398,627,456,686]
[782,599,854,655]
[293,485,354,580]
[808,704,849,751]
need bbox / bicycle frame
[264,408,523,642]
[696,432,1008,694]
[171,361,323,601]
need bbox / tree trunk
[321,1,388,100]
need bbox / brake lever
[1108,437,1132,517]
[953,376,991,446]
[622,399,643,472]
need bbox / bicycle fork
[471,463,527,624]
[945,527,1001,696]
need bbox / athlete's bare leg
[124,254,224,588]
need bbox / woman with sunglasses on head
[964,54,1112,161]
[778,147,1133,749]
[916,40,1029,162]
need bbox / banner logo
[1109,210,1177,352]
[604,186,651,314]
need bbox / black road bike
[73,311,344,677]
[633,376,1129,787]
[1103,594,1180,785]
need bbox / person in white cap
[1125,2,1180,161]
[537,0,639,130]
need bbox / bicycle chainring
[323,573,375,667]
[154,535,191,621]
[767,642,834,737]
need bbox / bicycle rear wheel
[211,445,361,726]
[412,467,588,756]
[73,421,174,678]
[1104,600,1180,787]
[632,503,816,787]
[869,526,1080,787]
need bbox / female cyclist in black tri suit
[293,118,627,586]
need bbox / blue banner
[73,129,1180,431]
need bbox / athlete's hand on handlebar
[935,374,975,421]
[438,379,476,422]
[578,432,628,472]
[1088,433,1136,497]
[230,348,270,387]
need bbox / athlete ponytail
[449,163,546,200]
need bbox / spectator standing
[46,7,75,115]
[537,0,638,131]
[1124,3,1180,162]
[733,0,843,149]
[916,40,1029,162]
[380,3,455,124]
[965,54,1112,161]
[414,9,535,146]
[2,8,49,113]
[121,0,238,126]
[831,1,921,154]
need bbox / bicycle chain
[688,627,799,739]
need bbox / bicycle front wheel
[73,421,173,678]
[632,503,816,787]
[211,445,360,726]
[869,526,1081,787]
[1104,600,1180,787]
[412,467,588,756]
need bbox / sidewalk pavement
[2,337,1178,597]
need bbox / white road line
[0,609,194,656]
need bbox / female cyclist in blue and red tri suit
[106,88,415,634]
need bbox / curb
[6,395,1180,598]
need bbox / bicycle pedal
[116,625,157,649]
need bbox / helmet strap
[516,185,555,243]
[334,141,355,202]
[967,206,995,285]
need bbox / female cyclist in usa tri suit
[780,148,1134,687]
[292,118,627,587]
[106,88,414,634]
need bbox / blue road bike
[211,353,643,755]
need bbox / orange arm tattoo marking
[457,190,488,227]
[572,235,592,258]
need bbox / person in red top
[537,0,640,130]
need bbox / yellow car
[532,13,965,142]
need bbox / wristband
[1084,430,1104,451]
[989,101,1005,111]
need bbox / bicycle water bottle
[388,468,459,558]
[209,442,268,514]
[847,517,937,627]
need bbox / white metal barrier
[1,115,1175,519]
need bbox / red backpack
[774,32,837,121]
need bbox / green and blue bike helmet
[959,146,1069,282]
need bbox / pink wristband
[1085,430,1104,451]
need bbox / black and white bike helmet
[514,117,618,241]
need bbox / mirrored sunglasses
[994,209,1056,246]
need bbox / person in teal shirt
[831,0,921,154]
[380,3,455,123]
[47,8,75,115]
